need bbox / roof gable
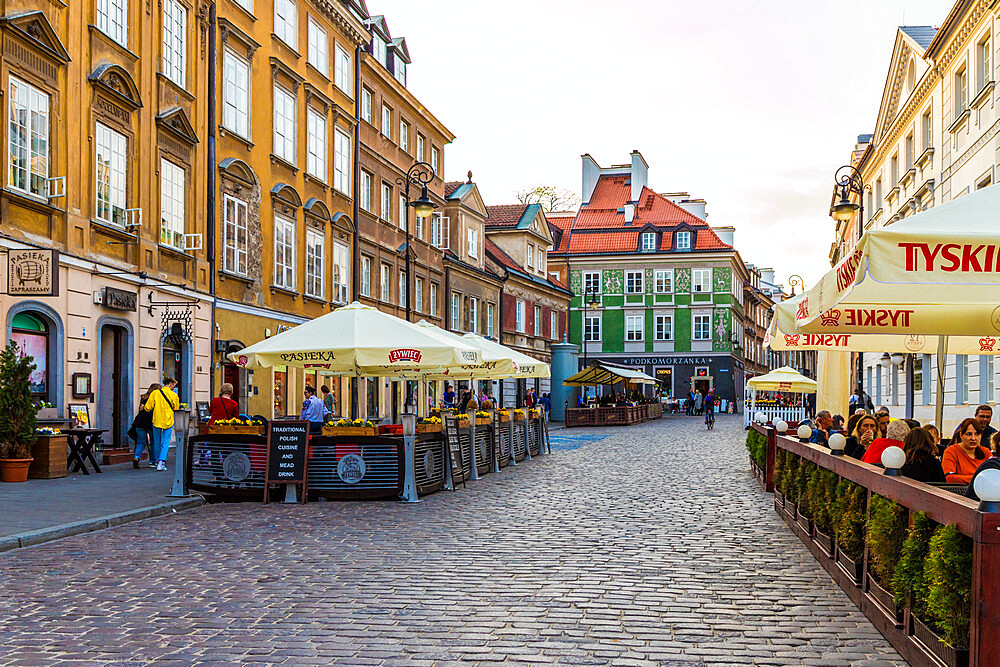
[1,11,70,63]
[446,180,487,218]
[873,27,934,144]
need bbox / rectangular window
[693,314,711,340]
[222,194,248,275]
[398,271,406,308]
[414,215,424,240]
[515,299,525,333]
[550,311,558,340]
[534,305,542,336]
[956,66,968,115]
[395,59,406,86]
[891,154,899,183]
[625,270,643,294]
[584,315,601,341]
[222,51,250,138]
[692,268,711,293]
[381,104,391,139]
[978,35,992,90]
[380,264,391,302]
[274,0,297,49]
[641,232,656,251]
[654,269,673,293]
[400,121,409,152]
[452,293,461,329]
[162,0,186,87]
[431,215,449,248]
[416,134,425,161]
[876,177,882,203]
[361,88,372,124]
[655,314,672,340]
[360,171,372,211]
[431,146,440,175]
[273,85,296,163]
[430,283,438,317]
[334,44,351,93]
[470,298,479,333]
[95,123,127,225]
[305,228,325,299]
[8,77,49,196]
[274,215,296,289]
[360,256,371,297]
[922,109,932,150]
[332,241,348,303]
[527,244,534,268]
[625,314,643,341]
[159,158,185,249]
[372,35,387,66]
[414,277,423,313]
[487,303,496,338]
[381,183,392,222]
[905,133,913,169]
[467,228,478,258]
[988,355,996,402]
[583,271,600,294]
[97,0,128,46]
[333,128,351,194]
[306,108,327,181]
[959,355,969,403]
[307,17,328,75]
[399,194,407,229]
[675,231,691,250]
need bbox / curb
[0,496,205,554]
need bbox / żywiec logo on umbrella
[820,310,841,326]
[388,348,422,363]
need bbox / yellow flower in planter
[475,411,491,419]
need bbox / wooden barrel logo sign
[422,449,436,480]
[223,452,252,482]
[337,453,366,484]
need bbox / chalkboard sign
[265,420,309,503]
[442,415,465,489]
[196,401,211,424]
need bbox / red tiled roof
[547,273,569,290]
[485,203,528,228]
[484,238,520,272]
[444,181,464,198]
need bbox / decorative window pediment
[156,107,199,145]
[89,64,142,110]
[303,197,331,221]
[271,182,302,209]
[1,11,70,64]
[219,157,258,188]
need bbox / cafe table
[66,428,108,474]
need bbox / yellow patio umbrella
[746,366,817,393]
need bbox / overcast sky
[374,0,953,288]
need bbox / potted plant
[416,416,442,434]
[475,410,492,426]
[834,478,866,585]
[773,449,786,509]
[0,341,38,482]
[34,400,57,421]
[322,418,376,437]
[496,409,511,423]
[29,426,67,479]
[512,409,526,421]
[809,468,837,557]
[893,511,934,622]
[795,460,816,535]
[865,495,907,624]
[782,453,800,520]
[913,523,972,667]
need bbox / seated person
[965,456,1000,500]
[861,419,911,465]
[900,427,946,483]
[951,404,997,449]
[845,414,878,459]
[875,408,891,437]
[832,414,845,433]
[924,424,943,455]
[809,410,834,446]
[942,417,992,485]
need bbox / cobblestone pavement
[0,416,906,666]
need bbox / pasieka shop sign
[6,249,59,296]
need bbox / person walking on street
[524,387,537,409]
[321,385,336,418]
[539,392,552,418]
[144,376,179,471]
[300,385,326,433]
[130,383,159,468]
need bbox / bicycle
[705,410,715,430]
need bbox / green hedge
[796,460,817,518]
[773,449,786,494]
[784,454,801,504]
[808,468,838,535]
[892,511,934,619]
[924,524,973,649]
[866,495,907,590]
[745,429,766,470]
[834,479,866,561]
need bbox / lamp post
[831,164,866,396]
[787,274,805,296]
[580,284,601,402]
[396,161,437,322]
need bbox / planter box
[512,414,526,421]
[322,426,376,437]
[496,414,510,422]
[774,490,785,508]
[29,434,68,479]
[416,423,442,434]
[207,424,263,435]
[795,509,813,536]
[866,574,903,626]
[35,407,58,420]
[813,528,834,558]
[475,418,490,426]
[911,615,969,667]
[836,547,864,586]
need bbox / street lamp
[831,164,866,397]
[788,274,805,296]
[396,161,437,322]
[581,284,601,402]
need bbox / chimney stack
[581,154,600,204]
[630,150,648,203]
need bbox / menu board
[266,420,309,485]
[442,414,465,489]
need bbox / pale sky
[374,0,953,288]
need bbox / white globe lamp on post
[973,468,1000,513]
[754,411,767,424]
[828,433,846,456]
[881,446,906,476]
[797,424,812,442]
[773,420,788,434]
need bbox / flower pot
[812,528,834,558]
[795,508,813,536]
[836,547,864,586]
[322,426,376,437]
[35,407,58,420]
[475,417,490,426]
[207,424,264,435]
[0,458,34,483]
[911,615,969,667]
[866,574,902,625]
[29,434,68,479]
[416,423,442,434]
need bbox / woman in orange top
[941,417,992,484]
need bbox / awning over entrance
[562,363,659,387]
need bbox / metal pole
[167,409,190,498]
[404,178,411,322]
[401,411,419,502]
[935,336,948,430]
[466,406,479,481]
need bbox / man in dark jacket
[952,405,997,448]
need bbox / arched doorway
[96,317,134,449]
[7,303,65,412]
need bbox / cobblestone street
[0,416,905,666]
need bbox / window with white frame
[470,298,479,333]
[693,314,711,340]
[431,215,449,248]
[359,256,371,297]
[922,109,932,150]
[414,277,423,313]
[430,283,438,317]
[625,270,643,294]
[380,264,391,302]
[534,305,541,336]
[451,293,461,329]
[416,134,425,161]
[400,121,409,152]
[398,271,406,307]
[159,158,185,249]
[955,65,968,116]
[959,355,970,403]
[222,194,248,275]
[306,108,327,181]
[550,311,558,340]
[334,44,351,94]
[274,215,296,289]
[431,146,439,175]
[8,77,49,197]
[381,104,391,139]
[467,228,478,258]
[305,228,325,299]
[333,128,350,194]
[307,17,328,75]
[625,314,643,341]
[414,215,424,240]
[487,303,495,337]
[584,315,600,341]
[399,194,407,229]
[162,0,186,87]
[332,241,348,303]
[675,231,691,250]
[274,0,297,49]
[515,300,525,333]
[97,0,128,47]
[372,35,387,67]
[381,183,392,222]
[361,88,372,124]
[987,355,996,402]
[360,171,372,211]
[583,271,600,294]
[654,314,672,340]
[527,244,534,268]
[654,269,673,293]
[978,34,992,91]
[273,85,296,163]
[692,268,711,293]
[394,59,406,86]
[222,51,250,138]
[641,232,656,251]
[95,123,127,225]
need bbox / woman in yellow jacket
[144,376,179,471]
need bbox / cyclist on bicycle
[704,389,716,425]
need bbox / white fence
[743,386,806,427]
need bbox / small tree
[0,340,38,459]
[514,185,580,212]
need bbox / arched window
[11,312,49,399]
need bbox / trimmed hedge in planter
[867,495,907,589]
[924,523,973,651]
[745,429,766,470]
[892,511,934,620]
[834,479,866,562]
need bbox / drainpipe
[444,265,451,330]
[496,270,506,406]
[207,0,218,400]
[349,45,363,419]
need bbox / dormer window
[372,35,387,67]
[395,59,406,86]
[676,231,691,250]
[640,232,656,252]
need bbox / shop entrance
[692,377,713,396]
[98,324,128,449]
[162,339,184,401]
